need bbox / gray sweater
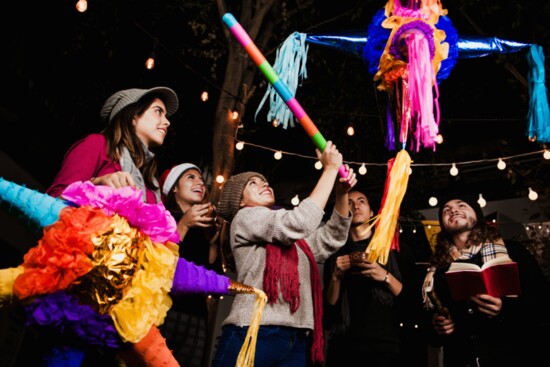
[222,198,352,330]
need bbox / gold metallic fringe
[228,279,257,294]
[235,287,267,367]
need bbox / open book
[445,256,521,301]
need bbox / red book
[444,256,521,301]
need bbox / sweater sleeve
[305,208,352,262]
[232,198,325,247]
[46,134,115,197]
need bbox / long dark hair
[101,92,166,190]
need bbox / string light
[358,163,367,175]
[231,110,239,121]
[272,118,279,127]
[497,158,506,170]
[274,151,282,160]
[232,122,547,202]
[200,91,209,102]
[435,134,444,144]
[145,52,156,70]
[215,175,224,184]
[428,197,438,207]
[235,141,244,150]
[450,163,459,176]
[346,124,355,136]
[528,187,538,201]
[75,0,87,12]
[291,195,300,206]
[477,193,487,208]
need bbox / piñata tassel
[367,150,412,264]
[235,288,268,367]
[406,32,439,151]
[255,32,309,129]
[526,44,550,143]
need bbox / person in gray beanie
[47,86,178,204]
[211,141,358,367]
[422,195,550,367]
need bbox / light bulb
[544,150,550,160]
[477,194,486,208]
[314,161,323,170]
[408,167,413,175]
[231,110,239,120]
[528,187,538,201]
[358,164,367,175]
[76,0,87,12]
[435,134,444,144]
[145,54,155,70]
[346,124,355,136]
[216,175,225,184]
[291,195,300,206]
[274,151,282,160]
[450,163,458,176]
[235,141,244,150]
[428,197,438,207]
[272,118,279,127]
[200,91,209,102]
[497,158,506,170]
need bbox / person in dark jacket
[323,190,417,367]
[422,195,550,367]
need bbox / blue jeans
[211,325,309,367]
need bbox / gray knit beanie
[100,86,179,124]
[217,172,266,223]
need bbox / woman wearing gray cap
[211,141,357,367]
[46,86,178,204]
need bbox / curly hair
[430,220,503,270]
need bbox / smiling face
[173,168,205,211]
[133,97,170,147]
[240,176,275,209]
[440,199,478,235]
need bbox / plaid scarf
[263,239,324,364]
[453,241,509,263]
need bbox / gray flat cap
[100,86,179,123]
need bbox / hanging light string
[235,133,548,170]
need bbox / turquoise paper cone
[0,177,69,229]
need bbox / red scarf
[263,239,324,364]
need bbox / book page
[447,255,514,272]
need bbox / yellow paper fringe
[0,266,23,305]
[367,150,412,264]
[110,240,179,343]
[235,288,268,367]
